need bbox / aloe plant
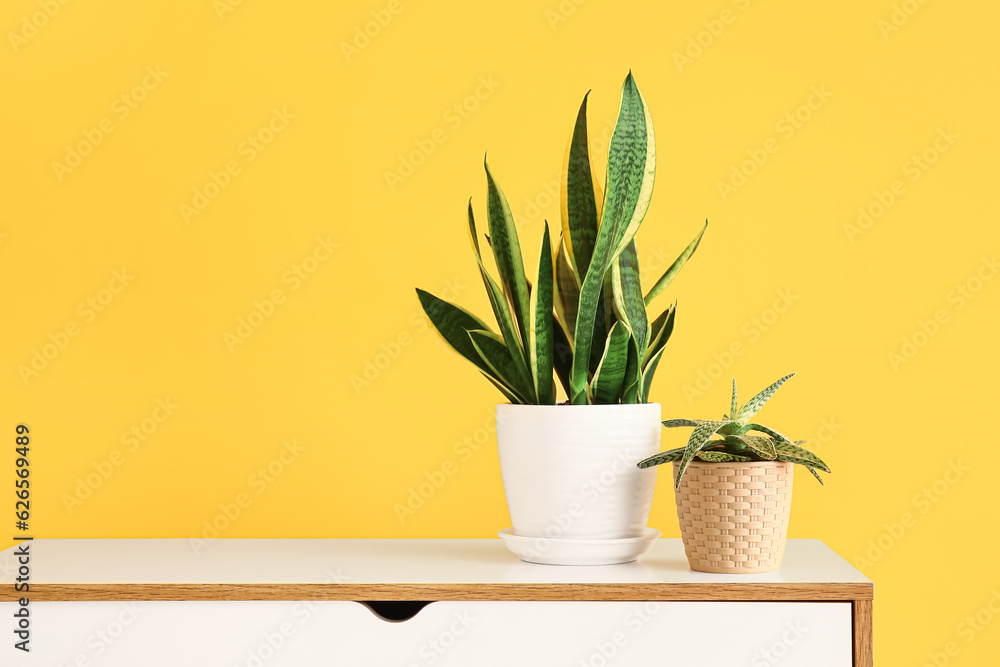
[636,374,831,488]
[416,72,706,405]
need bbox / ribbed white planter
[496,403,661,543]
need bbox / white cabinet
[0,538,872,666]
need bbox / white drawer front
[1,600,851,666]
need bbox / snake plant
[416,72,706,405]
[637,374,831,487]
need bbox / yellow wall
[1,0,997,663]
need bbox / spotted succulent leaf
[774,440,830,473]
[727,434,777,460]
[729,378,738,420]
[673,419,739,488]
[636,446,685,468]
[736,373,795,422]
[662,419,705,428]
[745,422,794,444]
[695,450,753,463]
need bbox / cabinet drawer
[2,600,851,666]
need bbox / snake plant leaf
[636,446,686,468]
[774,440,831,473]
[643,220,707,305]
[736,373,796,422]
[620,337,641,404]
[560,92,603,279]
[589,278,615,375]
[643,303,675,367]
[553,234,580,343]
[483,373,523,405]
[468,330,534,402]
[695,450,753,463]
[591,321,630,404]
[639,343,666,403]
[467,201,532,385]
[607,73,656,261]
[674,419,740,487]
[662,419,706,428]
[552,313,573,398]
[745,422,794,444]
[529,223,555,404]
[416,289,495,377]
[727,434,777,460]
[730,379,738,421]
[612,238,648,393]
[647,306,671,349]
[484,159,532,350]
[569,72,655,404]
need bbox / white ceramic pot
[496,403,661,541]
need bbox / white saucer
[498,527,661,566]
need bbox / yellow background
[2,0,998,663]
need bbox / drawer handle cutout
[360,601,433,622]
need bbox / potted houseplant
[637,373,831,573]
[415,72,706,565]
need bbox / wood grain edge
[1,582,873,602]
[853,598,873,667]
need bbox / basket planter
[672,459,794,574]
[496,403,660,543]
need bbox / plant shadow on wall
[413,72,706,566]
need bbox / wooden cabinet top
[0,538,872,602]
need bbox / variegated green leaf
[639,343,666,403]
[569,73,655,404]
[717,421,743,437]
[806,467,825,485]
[467,201,532,388]
[643,220,707,305]
[727,434,777,460]
[662,419,705,428]
[552,313,573,399]
[745,422,793,444]
[560,92,603,279]
[730,378,738,420]
[590,275,616,375]
[736,373,796,422]
[643,304,675,367]
[553,234,580,343]
[415,289,494,377]
[483,373,523,405]
[619,337,641,404]
[695,450,752,463]
[612,238,648,396]
[774,440,831,473]
[484,160,531,351]
[529,223,555,404]
[776,452,827,474]
[607,74,656,261]
[591,321,630,404]
[636,446,685,468]
[468,330,533,402]
[675,419,738,488]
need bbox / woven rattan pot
[672,459,794,574]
